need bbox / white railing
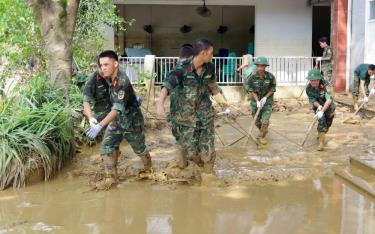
[154,57,179,84]
[265,57,321,85]
[119,57,145,83]
[119,56,321,86]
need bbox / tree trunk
[27,0,80,95]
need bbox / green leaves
[0,74,81,189]
[1,0,129,74]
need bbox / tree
[27,0,80,94]
[1,0,128,95]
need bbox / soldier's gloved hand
[316,57,322,62]
[370,88,375,96]
[260,97,267,106]
[364,96,369,103]
[89,117,98,127]
[256,101,262,108]
[86,124,102,139]
[316,111,324,119]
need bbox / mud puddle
[0,173,374,233]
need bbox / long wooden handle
[301,116,318,147]
[343,95,372,123]
[245,106,262,145]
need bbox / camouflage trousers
[100,107,148,156]
[250,98,273,126]
[322,67,333,85]
[352,74,370,97]
[175,120,216,163]
[313,106,335,133]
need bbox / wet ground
[0,174,374,233]
[1,99,375,233]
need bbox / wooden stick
[244,106,262,145]
[301,116,318,147]
[215,129,225,146]
[226,135,246,147]
[343,99,368,123]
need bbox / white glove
[316,57,322,62]
[370,88,375,96]
[256,101,262,108]
[89,117,98,127]
[316,111,324,119]
[363,96,369,103]
[317,105,323,112]
[260,97,267,107]
[86,124,103,139]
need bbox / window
[370,0,375,20]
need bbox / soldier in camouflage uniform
[351,64,375,110]
[305,69,335,151]
[168,44,195,142]
[244,57,276,145]
[83,69,112,132]
[157,38,219,174]
[86,50,151,185]
[316,37,334,85]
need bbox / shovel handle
[302,116,318,147]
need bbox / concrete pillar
[331,0,348,92]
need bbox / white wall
[121,5,254,56]
[112,0,313,57]
[254,0,312,56]
[365,0,375,63]
[349,0,365,90]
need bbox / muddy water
[1,102,375,233]
[0,173,374,234]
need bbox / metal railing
[154,57,179,84]
[119,57,145,83]
[119,56,321,86]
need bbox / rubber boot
[353,96,359,111]
[140,152,152,171]
[318,132,326,151]
[178,147,188,169]
[258,124,269,145]
[101,152,118,189]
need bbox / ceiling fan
[196,0,211,17]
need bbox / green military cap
[254,57,269,66]
[306,69,323,80]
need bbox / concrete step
[334,156,375,197]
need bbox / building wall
[114,0,313,57]
[365,0,375,63]
[349,0,365,90]
[119,5,254,56]
[254,0,313,56]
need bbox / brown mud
[69,100,375,191]
[1,100,375,233]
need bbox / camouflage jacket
[83,71,111,120]
[306,79,335,108]
[110,69,139,116]
[321,46,333,71]
[244,70,276,100]
[162,59,217,127]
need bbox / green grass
[0,74,83,189]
